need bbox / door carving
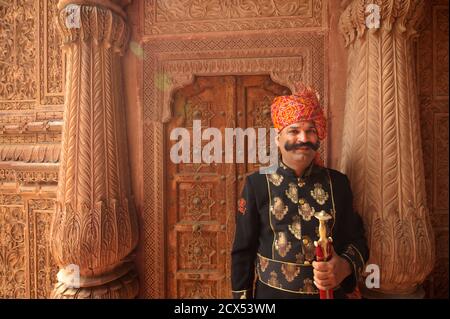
[165,75,290,298]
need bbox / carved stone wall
[1,0,447,299]
[142,0,325,35]
[0,194,59,298]
[417,0,449,299]
[0,0,63,298]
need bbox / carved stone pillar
[50,0,139,298]
[339,0,435,298]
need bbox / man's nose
[297,130,308,142]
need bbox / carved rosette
[339,0,435,297]
[50,0,139,298]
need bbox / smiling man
[231,85,369,299]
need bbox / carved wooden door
[166,75,290,298]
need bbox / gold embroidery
[304,163,314,177]
[298,198,315,221]
[265,175,276,259]
[281,263,301,282]
[257,253,311,267]
[256,253,320,294]
[268,173,283,186]
[349,243,366,267]
[271,197,288,220]
[268,271,281,288]
[345,245,356,256]
[301,236,315,264]
[279,161,288,170]
[275,232,292,257]
[342,252,358,270]
[295,252,305,264]
[298,178,306,188]
[310,183,329,205]
[327,169,337,236]
[259,255,269,272]
[232,288,252,293]
[300,278,318,294]
[288,215,302,240]
[259,277,318,295]
[330,208,336,222]
[285,183,298,203]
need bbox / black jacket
[231,162,369,299]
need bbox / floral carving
[0,0,36,103]
[145,0,323,34]
[0,206,26,298]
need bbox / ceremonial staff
[314,211,334,299]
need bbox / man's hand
[312,246,352,291]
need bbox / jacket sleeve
[334,174,370,294]
[231,175,260,299]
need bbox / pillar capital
[57,0,130,53]
[339,0,426,46]
[58,0,131,17]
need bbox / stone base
[51,265,139,299]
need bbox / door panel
[237,76,291,187]
[166,75,290,298]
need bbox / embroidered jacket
[231,162,369,299]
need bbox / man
[231,85,369,299]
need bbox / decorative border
[0,164,59,195]
[143,0,325,35]
[38,0,65,106]
[27,198,58,298]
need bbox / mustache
[284,141,320,152]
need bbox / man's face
[276,121,320,166]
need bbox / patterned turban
[271,84,327,140]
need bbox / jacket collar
[277,159,321,179]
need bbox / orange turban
[271,84,327,140]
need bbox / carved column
[339,0,435,298]
[50,0,139,298]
